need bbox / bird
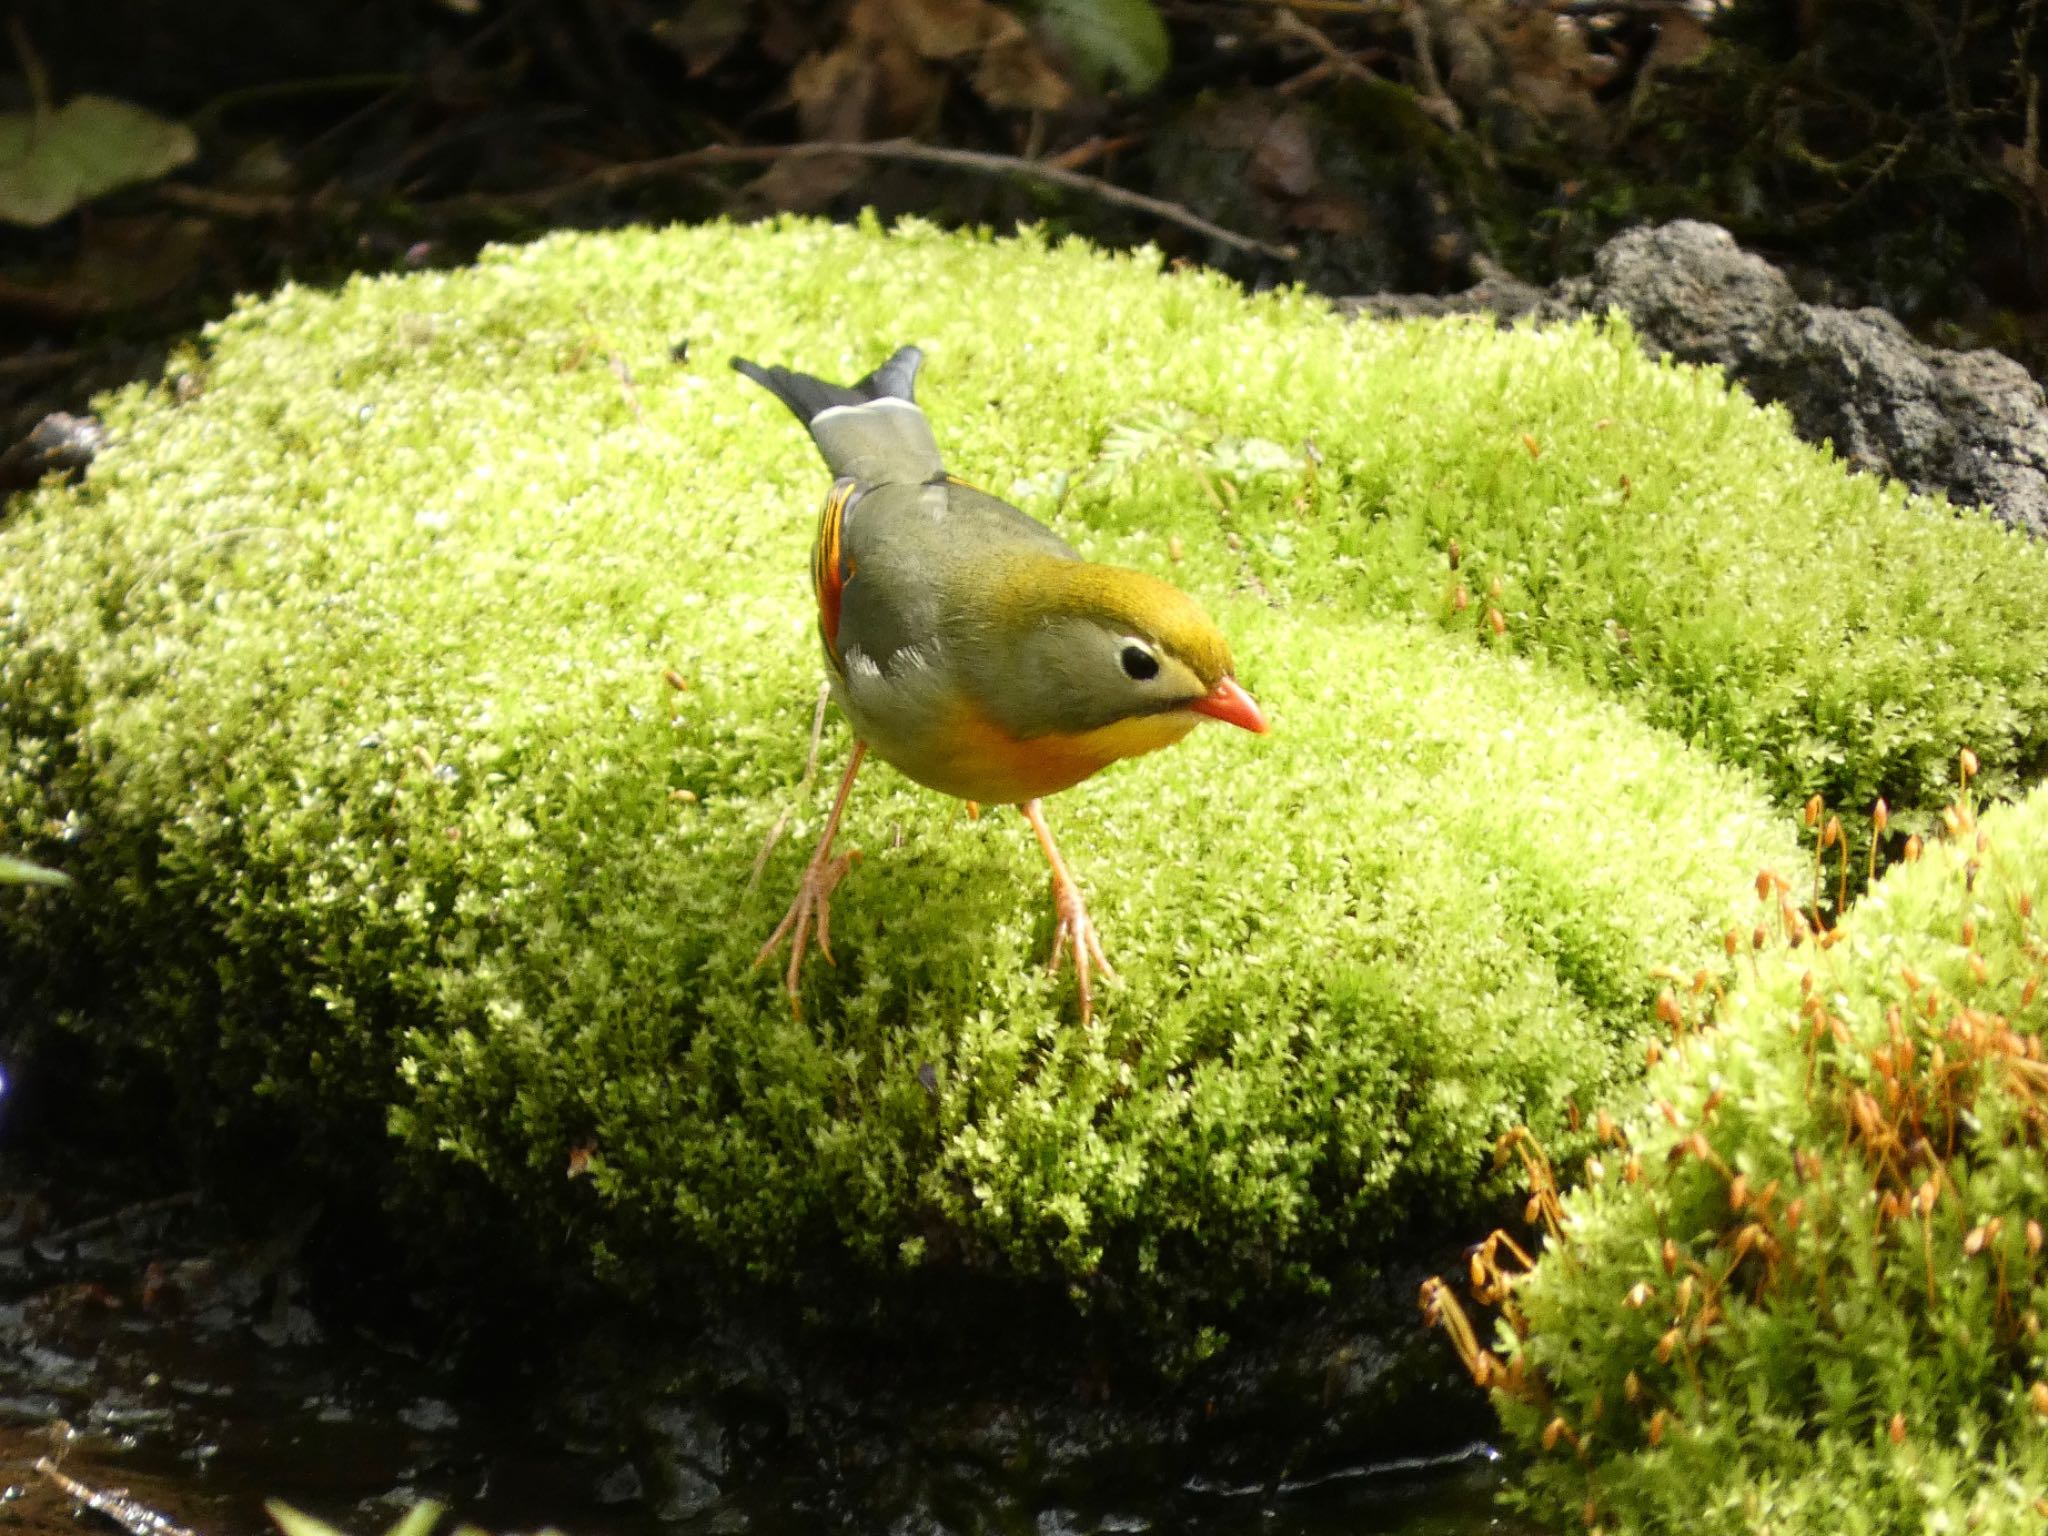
[731,345,1268,1025]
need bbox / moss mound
[1464,783,2048,1531]
[1,215,2034,1313]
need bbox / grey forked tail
[731,345,942,486]
[729,346,923,427]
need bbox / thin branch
[459,139,1300,261]
[0,347,88,378]
[155,138,1296,261]
[1272,7,1386,86]
[1042,133,1146,172]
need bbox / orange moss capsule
[1960,747,1980,779]
[1625,1282,1652,1310]
[1661,1238,1678,1276]
[1904,835,1923,863]
[2027,1220,2043,1256]
[2030,1381,2048,1417]
[1889,1412,1907,1445]
[1729,1174,1750,1212]
[1648,1408,1669,1447]
[1873,798,1889,833]
[1803,796,1823,829]
[1624,1370,1643,1405]
[1655,1328,1680,1364]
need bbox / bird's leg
[756,740,868,1015]
[1019,798,1117,1027]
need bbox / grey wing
[938,479,1080,563]
[834,478,1077,676]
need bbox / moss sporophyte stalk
[1426,766,2048,1532]
[0,218,2042,1336]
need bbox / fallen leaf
[0,95,197,226]
[976,18,1073,112]
[1039,0,1170,93]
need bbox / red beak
[1189,676,1269,734]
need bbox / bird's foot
[1045,872,1117,1028]
[755,846,859,1016]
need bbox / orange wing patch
[811,477,859,670]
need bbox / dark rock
[593,1460,643,1505]
[0,413,106,497]
[1352,221,2048,537]
[1336,258,1545,324]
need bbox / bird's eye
[1120,643,1159,681]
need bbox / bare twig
[0,348,88,378]
[155,138,1295,261]
[1042,134,1146,172]
[1401,1,1464,131]
[1271,7,1385,85]
[1250,0,1402,15]
[455,139,1300,261]
[156,183,312,218]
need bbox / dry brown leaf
[886,0,1002,61]
[975,16,1073,112]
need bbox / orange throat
[918,701,1200,805]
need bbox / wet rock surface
[0,1175,648,1536]
[0,1157,1523,1535]
[1347,221,2048,538]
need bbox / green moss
[1482,785,2048,1530]
[1,215,2034,1314]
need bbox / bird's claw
[1046,874,1117,1027]
[755,847,859,1015]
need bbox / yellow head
[958,554,1267,742]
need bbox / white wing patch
[810,397,923,425]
